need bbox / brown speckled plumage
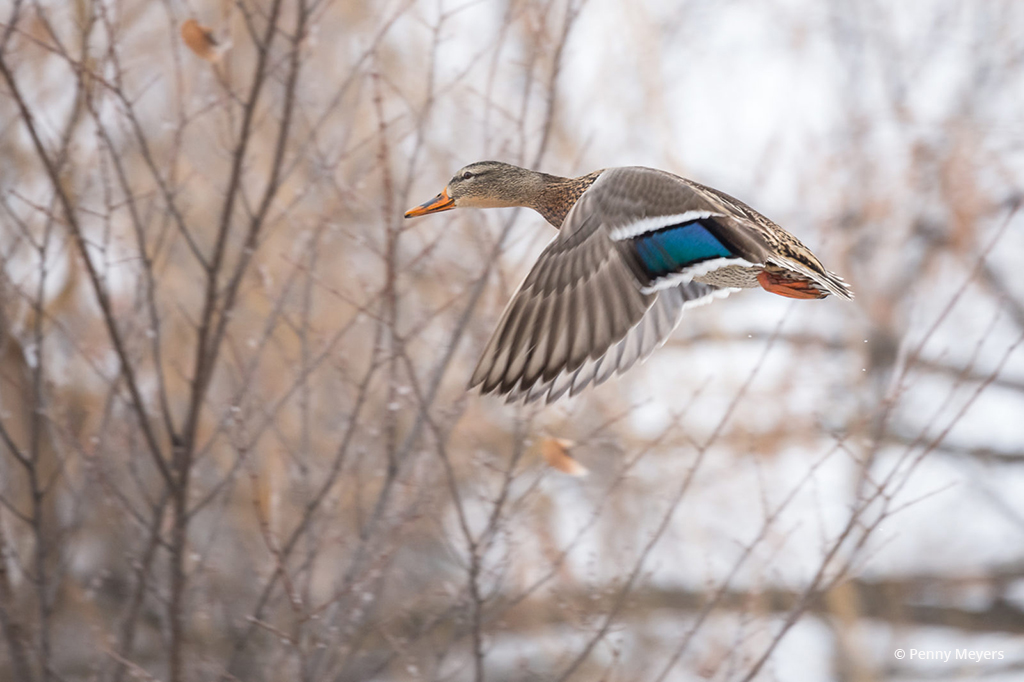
[534,170,604,227]
[404,162,853,404]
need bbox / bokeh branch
[0,1,1021,681]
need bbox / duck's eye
[461,171,474,180]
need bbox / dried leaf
[181,19,226,63]
[539,438,588,477]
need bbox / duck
[405,161,853,404]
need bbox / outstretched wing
[470,168,744,404]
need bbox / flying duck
[405,161,852,404]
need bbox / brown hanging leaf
[181,19,226,63]
[539,438,588,477]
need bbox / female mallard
[405,161,853,404]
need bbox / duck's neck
[529,170,604,228]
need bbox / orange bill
[404,188,454,218]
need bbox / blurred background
[1,0,1023,680]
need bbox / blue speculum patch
[632,220,734,278]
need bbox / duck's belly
[694,264,762,289]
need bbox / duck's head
[404,161,548,218]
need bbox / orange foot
[757,270,827,300]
